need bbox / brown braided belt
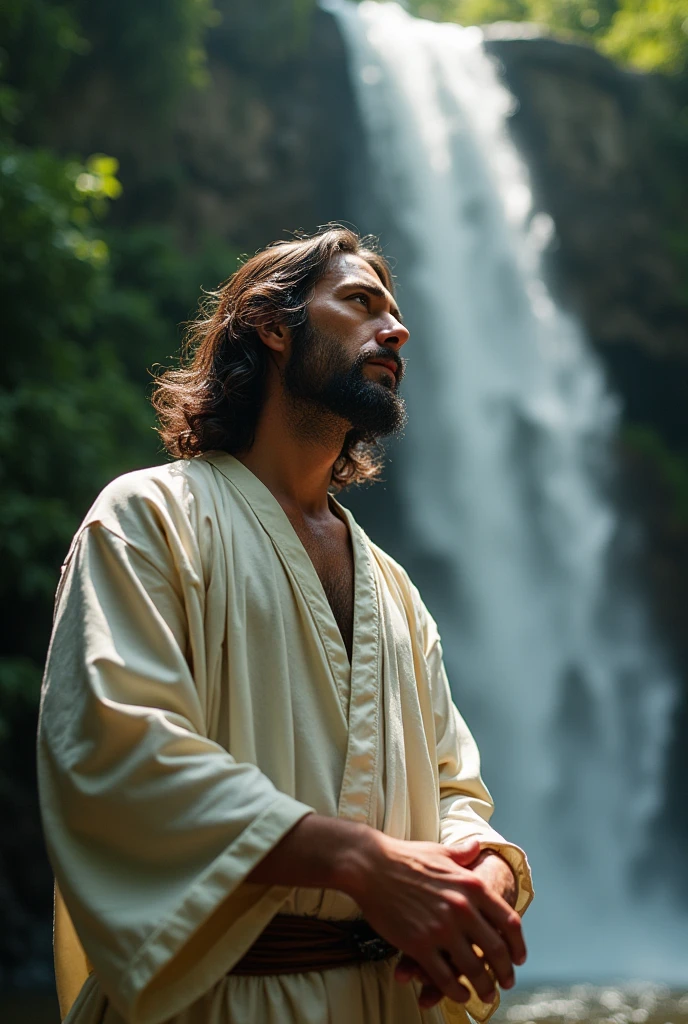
[230,915,399,976]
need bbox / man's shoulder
[84,457,215,526]
[65,456,231,565]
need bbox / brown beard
[283,318,407,442]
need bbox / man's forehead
[322,252,384,288]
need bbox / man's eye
[351,294,369,307]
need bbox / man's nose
[376,318,409,350]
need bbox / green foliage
[0,659,43,745]
[0,0,322,783]
[622,426,688,527]
[602,0,688,75]
[0,0,246,749]
[408,0,607,32]
[0,139,239,734]
[404,0,688,74]
[0,0,219,132]
[0,0,89,127]
[210,0,318,70]
[71,0,220,111]
[527,0,618,34]
[0,142,151,670]
[410,0,529,24]
[106,227,241,367]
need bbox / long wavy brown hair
[152,226,395,490]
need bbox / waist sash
[230,915,398,975]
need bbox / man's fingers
[475,890,527,966]
[474,938,514,991]
[419,981,457,1009]
[445,938,496,1004]
[395,954,423,984]
[444,847,527,967]
[465,918,515,989]
[446,838,481,867]
[394,954,414,984]
[395,954,438,990]
[421,951,474,1005]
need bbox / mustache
[362,348,406,383]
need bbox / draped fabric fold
[38,453,532,1024]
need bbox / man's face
[283,253,410,440]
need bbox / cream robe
[37,452,533,1024]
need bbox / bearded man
[38,226,533,1024]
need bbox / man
[38,226,533,1024]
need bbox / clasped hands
[248,815,526,1011]
[344,835,526,1011]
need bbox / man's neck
[237,394,347,517]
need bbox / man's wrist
[473,847,518,907]
[330,820,382,901]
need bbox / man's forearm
[246,812,374,893]
[247,815,517,905]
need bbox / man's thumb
[447,837,481,866]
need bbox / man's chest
[287,514,355,660]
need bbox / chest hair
[286,512,355,661]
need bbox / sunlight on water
[497,985,688,1024]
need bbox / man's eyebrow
[337,279,404,322]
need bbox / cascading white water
[324,0,684,981]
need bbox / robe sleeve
[418,595,534,1024]
[37,519,314,1024]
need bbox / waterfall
[324,0,683,981]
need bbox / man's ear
[256,321,291,355]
